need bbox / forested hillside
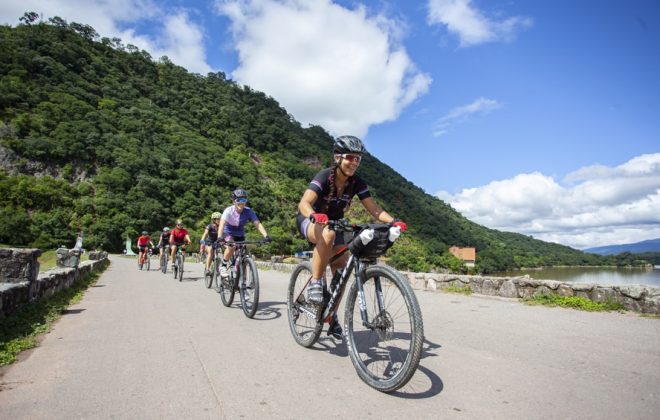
[0,16,612,272]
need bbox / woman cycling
[136,231,155,266]
[200,212,222,276]
[218,188,272,278]
[169,219,192,268]
[156,227,171,269]
[296,135,407,339]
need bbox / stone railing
[0,248,109,318]
[255,261,660,315]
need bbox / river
[491,266,660,287]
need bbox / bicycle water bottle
[359,228,375,245]
[388,226,401,242]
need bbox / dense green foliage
[1,16,644,273]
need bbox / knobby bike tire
[239,257,260,318]
[286,261,323,348]
[173,255,178,279]
[212,257,221,293]
[344,264,424,393]
[219,264,235,307]
[161,252,167,274]
[204,256,214,289]
[178,254,184,282]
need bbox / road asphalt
[0,255,659,419]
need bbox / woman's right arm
[298,189,318,219]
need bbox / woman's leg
[305,223,335,280]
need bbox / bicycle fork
[354,261,387,330]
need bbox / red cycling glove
[310,213,329,224]
[392,220,408,232]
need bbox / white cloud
[438,153,660,249]
[214,0,431,137]
[434,97,501,136]
[427,0,532,47]
[0,0,212,74]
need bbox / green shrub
[524,294,625,312]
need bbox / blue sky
[1,0,659,249]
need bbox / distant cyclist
[156,227,171,269]
[169,219,192,268]
[137,231,155,264]
[218,189,272,278]
[200,212,222,276]
[296,135,407,339]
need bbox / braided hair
[322,159,353,215]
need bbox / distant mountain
[584,238,660,255]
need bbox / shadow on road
[91,284,105,288]
[61,308,86,315]
[390,364,444,399]
[421,337,442,360]
[253,301,285,321]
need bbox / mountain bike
[286,220,424,392]
[138,247,151,270]
[160,247,168,274]
[204,242,221,289]
[172,245,186,282]
[217,239,266,318]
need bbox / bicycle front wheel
[178,255,184,282]
[344,264,424,393]
[161,252,167,274]
[286,261,323,348]
[204,257,214,289]
[239,257,260,318]
[145,255,150,271]
[219,268,235,307]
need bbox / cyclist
[137,231,155,266]
[296,135,407,339]
[218,188,272,278]
[169,219,192,268]
[156,227,171,269]
[200,212,222,276]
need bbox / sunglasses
[235,198,248,203]
[340,153,362,163]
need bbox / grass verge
[38,250,90,272]
[443,284,473,295]
[523,294,626,312]
[0,260,109,366]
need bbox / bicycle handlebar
[325,219,395,232]
[214,239,269,247]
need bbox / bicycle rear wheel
[286,261,323,347]
[178,255,184,282]
[240,257,260,318]
[219,266,235,307]
[344,264,424,393]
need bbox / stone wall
[255,261,660,315]
[0,248,109,318]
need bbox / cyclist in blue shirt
[218,188,272,278]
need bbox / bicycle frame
[297,236,385,330]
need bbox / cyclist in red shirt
[169,219,192,268]
[137,231,155,266]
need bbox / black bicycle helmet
[333,135,366,155]
[231,188,248,200]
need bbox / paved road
[1,255,659,419]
